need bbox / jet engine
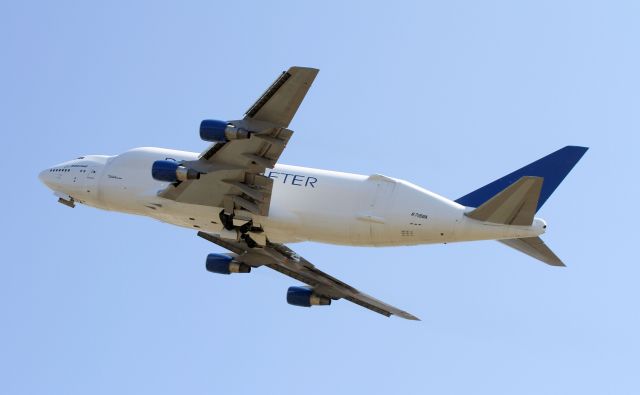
[151,160,201,183]
[286,286,331,307]
[206,253,251,274]
[200,120,250,142]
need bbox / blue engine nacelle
[151,160,201,183]
[200,120,250,142]
[286,286,332,307]
[206,253,251,274]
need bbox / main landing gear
[219,210,264,248]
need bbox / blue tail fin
[455,146,588,211]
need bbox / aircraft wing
[158,67,319,216]
[197,231,420,320]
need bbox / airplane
[38,66,588,320]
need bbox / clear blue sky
[2,1,639,394]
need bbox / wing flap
[159,128,292,215]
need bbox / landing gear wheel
[241,233,258,248]
[219,210,235,231]
[238,220,253,234]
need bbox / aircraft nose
[38,168,49,186]
[38,168,56,190]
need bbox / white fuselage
[39,147,546,246]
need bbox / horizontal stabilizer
[466,176,542,226]
[499,237,564,266]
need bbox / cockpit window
[77,157,85,159]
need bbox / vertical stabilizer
[456,146,588,211]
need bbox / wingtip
[397,312,421,321]
[288,66,320,74]
[542,257,565,267]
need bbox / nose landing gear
[58,197,75,208]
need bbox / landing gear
[238,220,254,234]
[219,210,235,230]
[241,233,258,248]
[218,210,265,248]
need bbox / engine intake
[200,120,250,142]
[151,160,200,183]
[206,253,251,275]
[286,286,331,307]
